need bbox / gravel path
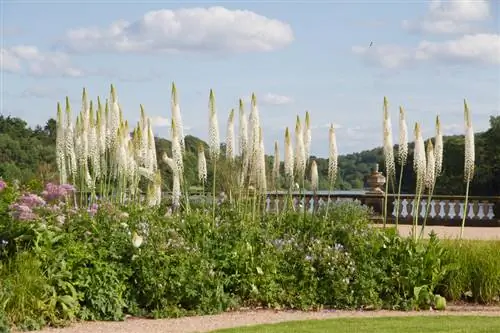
[377,225,500,240]
[33,306,500,333]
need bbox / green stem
[460,180,470,240]
[395,165,405,227]
[413,184,423,242]
[182,173,190,214]
[383,175,389,228]
[420,187,434,239]
[325,178,334,220]
[212,157,217,226]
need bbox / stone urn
[366,164,386,195]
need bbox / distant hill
[0,115,499,196]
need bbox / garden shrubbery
[1,182,498,332]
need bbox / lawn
[210,316,500,333]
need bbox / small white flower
[56,215,66,225]
[132,232,143,248]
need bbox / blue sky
[1,0,499,156]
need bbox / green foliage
[0,116,57,184]
[0,251,55,330]
[438,240,500,304]
[0,180,499,330]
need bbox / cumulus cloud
[402,0,491,34]
[352,33,500,69]
[352,44,414,69]
[1,45,84,77]
[150,116,170,128]
[260,93,294,106]
[57,6,294,54]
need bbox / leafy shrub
[1,185,499,331]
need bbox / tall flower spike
[328,124,338,185]
[398,106,408,166]
[294,116,306,179]
[162,152,175,172]
[310,160,318,192]
[171,82,185,151]
[257,127,267,192]
[434,115,443,176]
[303,111,312,165]
[171,118,184,178]
[464,100,475,182]
[80,88,90,166]
[238,99,248,157]
[88,101,100,178]
[249,93,261,169]
[64,97,77,180]
[147,118,158,173]
[424,140,436,191]
[284,127,294,179]
[197,144,207,183]
[139,105,149,166]
[383,97,395,180]
[108,85,121,151]
[208,89,220,159]
[226,109,235,160]
[272,141,280,187]
[413,123,426,193]
[56,102,67,184]
[97,97,107,157]
[172,171,181,208]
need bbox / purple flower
[41,183,76,203]
[0,179,6,192]
[42,183,76,202]
[9,203,38,221]
[87,203,99,216]
[18,194,46,208]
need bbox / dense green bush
[1,184,499,331]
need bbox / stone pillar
[364,164,386,219]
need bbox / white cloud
[1,45,84,77]
[352,44,414,69]
[261,93,294,106]
[58,6,294,54]
[1,49,22,72]
[441,123,463,135]
[312,123,343,130]
[21,86,67,99]
[352,33,500,69]
[150,116,170,128]
[428,0,490,22]
[415,34,500,64]
[402,0,491,34]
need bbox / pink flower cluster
[9,193,46,221]
[41,183,76,203]
[0,179,6,192]
[87,203,99,216]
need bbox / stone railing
[264,192,500,227]
[264,165,500,227]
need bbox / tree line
[0,115,499,196]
